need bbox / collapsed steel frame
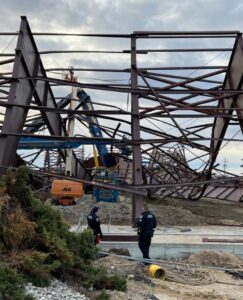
[1,17,243,218]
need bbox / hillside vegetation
[0,166,126,300]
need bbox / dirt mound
[108,248,131,256]
[187,250,243,268]
[55,195,208,227]
[151,204,207,226]
[53,195,132,225]
[94,255,144,278]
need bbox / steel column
[131,35,144,221]
[0,18,33,173]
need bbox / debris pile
[94,255,144,278]
[187,250,243,268]
[151,204,206,226]
[55,196,207,226]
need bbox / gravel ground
[25,280,89,300]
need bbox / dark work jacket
[137,211,157,235]
[87,212,102,236]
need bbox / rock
[144,295,160,300]
[25,280,89,300]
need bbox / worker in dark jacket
[87,206,103,244]
[137,203,157,262]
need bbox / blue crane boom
[77,89,115,168]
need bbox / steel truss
[1,17,243,219]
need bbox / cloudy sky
[1,0,243,175]
[1,0,243,33]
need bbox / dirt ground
[89,252,243,300]
[49,193,243,227]
[47,194,243,300]
[157,197,243,225]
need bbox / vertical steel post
[65,70,77,176]
[0,18,30,175]
[131,34,144,222]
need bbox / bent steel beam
[209,34,243,174]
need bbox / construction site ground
[51,194,243,227]
[49,194,243,300]
[85,252,243,300]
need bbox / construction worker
[137,203,157,263]
[87,206,103,244]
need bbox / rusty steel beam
[45,66,227,72]
[145,71,223,84]
[141,68,225,93]
[133,30,240,35]
[0,31,239,37]
[134,48,232,52]
[0,17,89,181]
[209,33,243,174]
[131,35,144,220]
[39,48,233,55]
[33,33,131,38]
[202,238,243,243]
[0,16,64,174]
[0,58,15,65]
[0,18,34,172]
[102,235,138,242]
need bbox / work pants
[138,231,152,260]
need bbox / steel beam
[0,18,34,172]
[131,35,144,221]
[209,34,243,173]
[0,17,88,180]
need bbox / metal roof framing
[1,17,243,215]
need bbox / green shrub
[81,266,127,292]
[0,166,127,293]
[0,264,35,300]
[69,229,98,261]
[21,251,61,287]
[2,167,33,209]
[96,289,110,300]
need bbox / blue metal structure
[93,168,119,203]
[77,89,115,168]
[77,90,119,203]
[17,88,119,203]
[17,137,115,149]
[18,137,83,149]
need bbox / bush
[96,289,110,300]
[21,251,61,287]
[0,264,34,300]
[81,266,127,292]
[0,204,36,250]
[67,229,98,262]
[0,166,126,293]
